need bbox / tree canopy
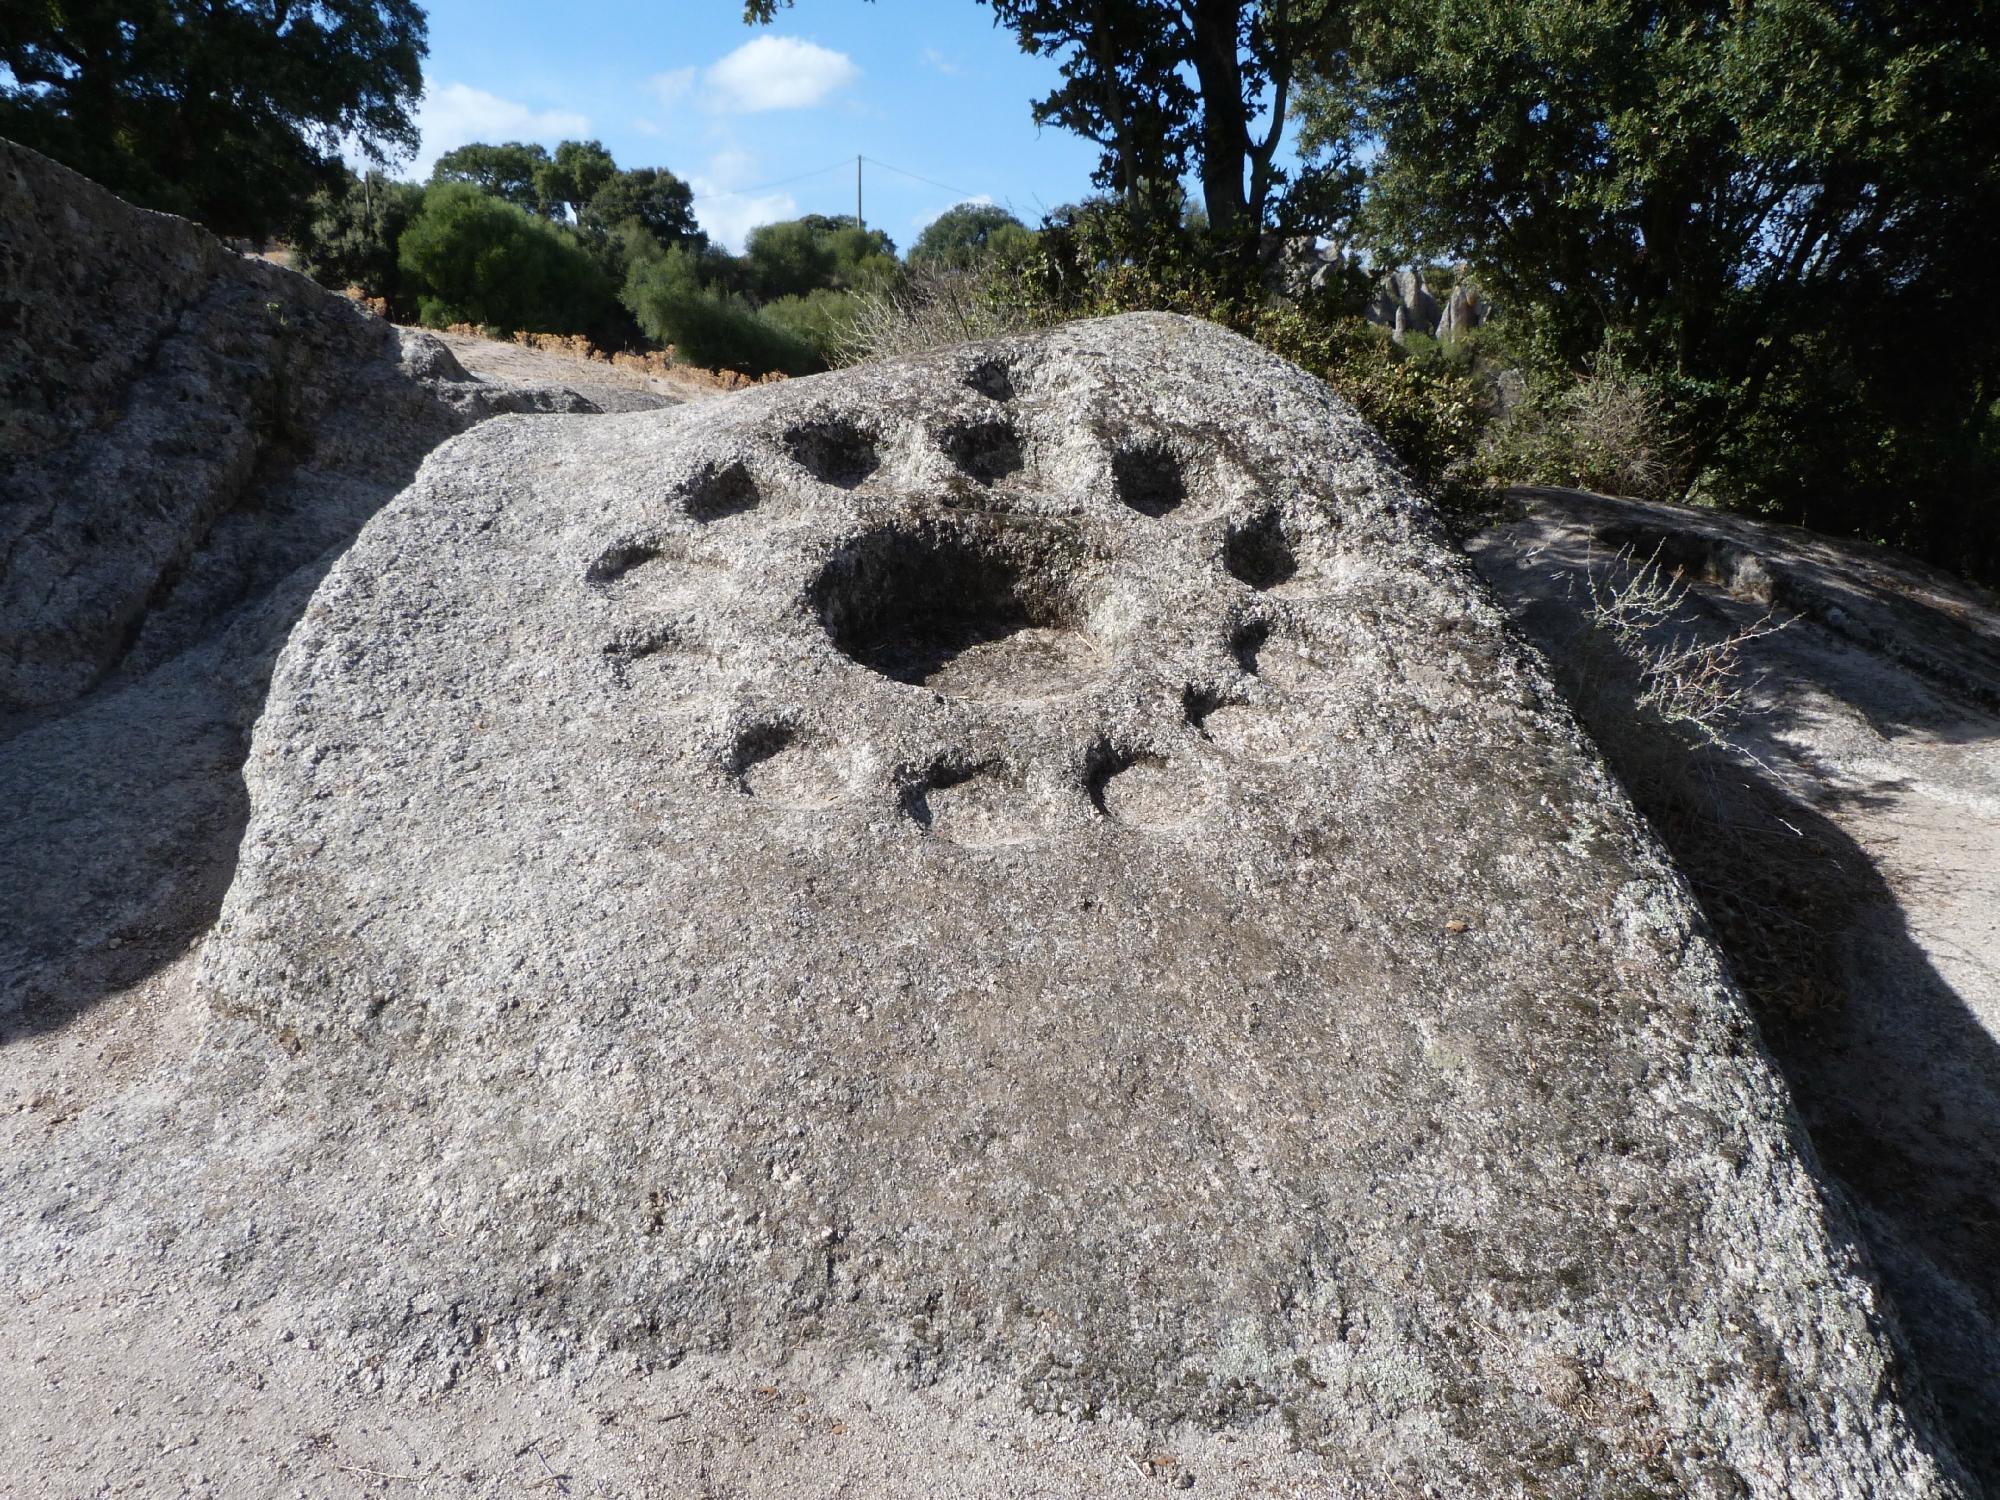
[1325,0,2000,569]
[0,0,426,239]
[539,139,617,223]
[744,0,1343,239]
[396,179,614,335]
[583,167,702,246]
[911,203,1030,266]
[431,141,552,214]
[292,167,426,314]
[744,215,897,300]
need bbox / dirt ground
[429,330,730,413]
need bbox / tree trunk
[1186,0,1250,233]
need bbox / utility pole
[856,155,863,231]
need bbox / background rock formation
[1436,280,1490,342]
[0,141,601,716]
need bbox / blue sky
[396,0,1110,251]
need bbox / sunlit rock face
[178,313,1972,1496]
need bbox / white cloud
[705,36,857,112]
[649,66,696,108]
[690,149,797,252]
[410,83,589,178]
[695,190,799,254]
[922,46,963,77]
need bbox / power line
[695,158,855,202]
[693,154,997,222]
[860,156,985,204]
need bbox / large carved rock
[138,314,1973,1494]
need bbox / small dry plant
[1479,351,1689,501]
[1545,541,1844,1025]
[1579,542,1788,744]
[835,265,1049,366]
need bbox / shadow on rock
[1470,489,2000,1487]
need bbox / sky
[391,0,1111,252]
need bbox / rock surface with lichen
[76,313,1964,1496]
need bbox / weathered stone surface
[0,136,641,1026]
[0,137,596,716]
[1469,486,2000,1490]
[1266,233,1352,298]
[125,314,1973,1494]
[1367,267,1442,341]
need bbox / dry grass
[437,323,786,391]
[1481,353,1690,502]
[834,266,1050,367]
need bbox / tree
[744,215,898,300]
[0,0,425,240]
[431,141,552,214]
[912,203,1029,266]
[293,167,427,316]
[820,220,901,292]
[744,1,1345,239]
[745,219,838,301]
[622,243,817,376]
[1332,0,2000,576]
[538,139,617,223]
[397,181,614,336]
[585,167,704,246]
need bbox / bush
[1248,305,1490,493]
[1578,543,1786,743]
[1478,350,1689,502]
[398,182,614,337]
[839,263,1052,365]
[758,288,865,367]
[621,245,816,376]
[911,204,1031,268]
[744,219,837,301]
[745,217,901,301]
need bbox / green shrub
[1248,305,1490,493]
[292,169,426,318]
[758,288,864,367]
[744,219,837,301]
[745,217,901,301]
[397,182,613,336]
[1478,350,1689,502]
[911,204,1031,268]
[621,245,816,376]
